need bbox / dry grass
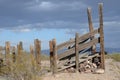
[0,51,50,80]
[107,53,120,62]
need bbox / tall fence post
[34,39,41,66]
[49,40,53,72]
[5,41,10,64]
[52,39,57,74]
[99,3,105,69]
[87,7,96,54]
[75,33,79,72]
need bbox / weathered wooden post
[49,40,53,72]
[34,39,41,65]
[99,3,105,69]
[52,39,57,74]
[5,41,10,64]
[75,33,79,72]
[12,46,16,62]
[19,41,23,51]
[87,7,96,54]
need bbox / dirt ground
[43,59,120,80]
[0,59,119,80]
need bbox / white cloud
[26,1,87,11]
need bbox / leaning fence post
[87,7,96,54]
[34,39,41,66]
[75,33,79,72]
[52,39,57,74]
[49,40,53,72]
[99,3,105,69]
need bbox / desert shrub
[0,51,43,80]
[41,54,49,61]
[108,53,120,62]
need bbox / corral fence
[0,3,105,75]
[49,3,105,74]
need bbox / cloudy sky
[0,0,119,50]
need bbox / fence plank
[78,29,99,42]
[87,8,96,53]
[57,39,75,50]
[99,3,105,69]
[78,38,99,51]
[52,39,57,74]
[75,33,79,72]
[58,47,75,60]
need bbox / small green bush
[109,53,120,62]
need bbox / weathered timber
[34,39,41,65]
[57,34,90,50]
[99,3,105,69]
[58,53,99,72]
[58,47,75,60]
[49,40,54,72]
[78,38,99,52]
[78,29,99,42]
[58,38,99,60]
[57,39,75,50]
[87,8,96,53]
[52,39,57,74]
[70,38,89,49]
[58,52,89,68]
[75,33,79,72]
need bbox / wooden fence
[49,3,105,74]
[0,39,41,66]
[0,3,105,75]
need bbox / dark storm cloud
[0,0,89,30]
[0,0,120,31]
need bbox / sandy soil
[43,59,120,80]
[0,59,119,80]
